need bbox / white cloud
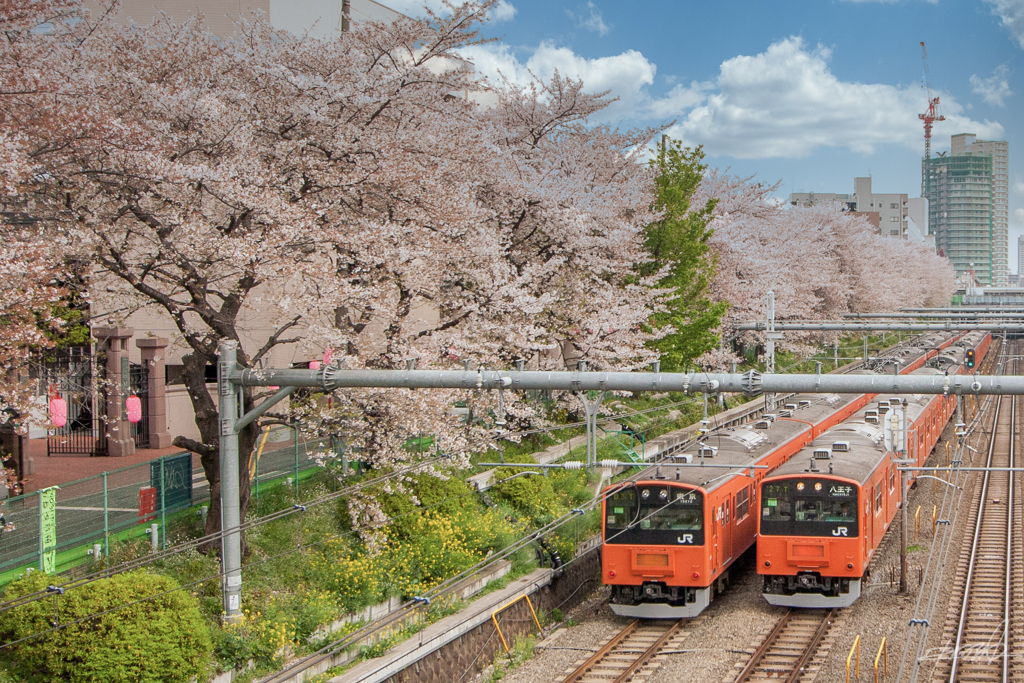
[1016,208,1024,226]
[984,0,1024,49]
[566,2,611,36]
[970,65,1014,106]
[385,0,517,22]
[462,36,1005,160]
[662,37,1004,159]
[461,41,656,120]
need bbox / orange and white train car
[756,332,991,608]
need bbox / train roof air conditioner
[813,448,833,460]
[831,441,850,452]
[697,445,718,458]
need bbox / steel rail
[948,385,1006,681]
[1003,390,1014,681]
[559,620,641,683]
[733,610,794,682]
[611,619,685,683]
[897,338,1005,683]
[786,609,836,683]
[733,609,836,683]
[559,619,684,683]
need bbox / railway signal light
[966,349,975,368]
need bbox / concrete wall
[383,550,602,683]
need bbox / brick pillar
[137,337,172,448]
[94,326,135,457]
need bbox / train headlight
[796,482,805,491]
[814,483,822,492]
[641,489,650,499]
[659,490,668,500]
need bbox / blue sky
[393,0,1024,271]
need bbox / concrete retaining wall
[335,547,602,683]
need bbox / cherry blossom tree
[0,0,665,542]
[694,171,956,362]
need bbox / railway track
[932,352,1023,682]
[559,619,687,683]
[733,609,837,683]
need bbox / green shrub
[377,470,481,539]
[0,570,213,683]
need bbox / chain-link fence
[0,430,337,583]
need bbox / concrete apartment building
[85,0,402,38]
[923,133,1009,287]
[788,177,929,242]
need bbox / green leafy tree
[641,140,727,370]
[0,570,213,683]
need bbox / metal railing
[0,431,334,582]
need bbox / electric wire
[1,332,948,664]
[895,337,1004,681]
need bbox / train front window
[760,480,858,537]
[604,486,704,546]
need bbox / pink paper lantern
[49,396,68,428]
[126,395,142,424]
[309,360,321,370]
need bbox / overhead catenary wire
[895,338,1004,681]
[2,327,920,614]
[2,333,945,663]
[0,394,705,613]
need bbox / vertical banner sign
[39,487,57,573]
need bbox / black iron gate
[43,346,108,457]
[129,362,150,449]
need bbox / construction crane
[918,41,945,159]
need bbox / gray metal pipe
[902,307,1024,312]
[233,367,1020,397]
[735,322,1024,331]
[845,312,1024,319]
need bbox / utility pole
[342,0,351,32]
[899,398,909,594]
[218,341,244,623]
[765,291,780,411]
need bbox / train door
[722,498,733,565]
[711,502,720,572]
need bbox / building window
[890,202,898,209]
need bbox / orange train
[757,332,991,608]
[601,332,967,618]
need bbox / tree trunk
[172,351,256,557]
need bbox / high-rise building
[951,134,1009,285]
[1018,235,1024,278]
[923,133,1008,287]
